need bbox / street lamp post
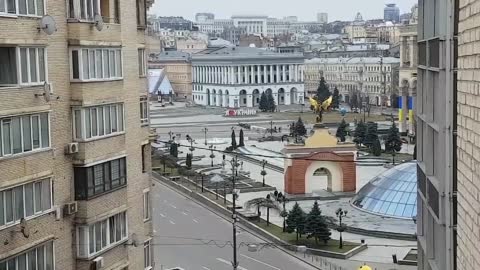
[261,160,268,187]
[225,156,241,270]
[186,135,195,156]
[209,145,216,167]
[201,174,204,193]
[202,127,209,145]
[335,208,348,249]
[270,121,274,138]
[168,131,174,141]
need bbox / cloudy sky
[149,0,417,22]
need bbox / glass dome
[351,162,417,219]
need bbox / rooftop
[305,56,400,65]
[191,46,304,61]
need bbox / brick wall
[457,0,480,269]
[284,151,356,194]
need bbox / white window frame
[70,47,123,82]
[0,178,53,230]
[138,48,146,77]
[143,189,150,221]
[143,239,152,270]
[68,0,100,22]
[0,112,51,158]
[0,241,55,269]
[72,103,125,141]
[0,46,48,88]
[76,211,128,258]
[0,0,46,17]
[140,97,149,125]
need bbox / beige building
[176,38,208,54]
[149,51,192,99]
[0,0,154,269]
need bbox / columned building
[192,47,305,108]
[304,57,400,106]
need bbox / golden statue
[309,96,333,123]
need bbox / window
[72,104,124,140]
[70,48,122,81]
[0,241,54,270]
[77,212,127,258]
[74,157,126,200]
[141,144,148,173]
[144,240,152,269]
[136,0,146,27]
[0,47,46,87]
[143,190,150,221]
[0,179,52,228]
[140,97,149,125]
[138,49,146,77]
[0,113,50,158]
[0,0,44,16]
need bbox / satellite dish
[20,218,30,238]
[38,15,57,35]
[94,14,104,31]
[34,82,52,102]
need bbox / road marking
[192,219,199,223]
[202,267,211,270]
[159,213,166,218]
[216,258,248,270]
[182,212,188,216]
[169,220,176,225]
[240,254,281,270]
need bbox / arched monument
[283,126,357,195]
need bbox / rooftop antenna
[37,15,57,35]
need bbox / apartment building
[0,0,154,269]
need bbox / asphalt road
[152,181,318,270]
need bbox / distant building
[151,16,194,31]
[232,15,269,36]
[317,12,328,24]
[316,44,391,58]
[196,12,215,22]
[239,34,271,48]
[176,38,208,53]
[304,57,400,106]
[384,4,400,23]
[149,51,192,99]
[191,47,305,108]
[221,26,247,45]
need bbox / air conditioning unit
[65,142,79,155]
[64,202,78,216]
[92,257,104,270]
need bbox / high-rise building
[416,0,458,269]
[0,0,154,269]
[317,12,328,24]
[384,4,400,23]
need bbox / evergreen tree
[316,77,331,103]
[286,202,306,243]
[364,122,379,149]
[186,153,192,169]
[169,143,178,158]
[372,138,382,156]
[384,122,403,153]
[290,121,296,136]
[295,117,307,137]
[259,92,268,112]
[305,201,331,244]
[353,120,367,146]
[266,91,276,112]
[350,93,359,110]
[336,119,348,142]
[238,129,245,147]
[332,87,340,109]
[231,130,237,149]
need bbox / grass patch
[252,219,359,253]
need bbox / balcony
[75,188,128,221]
[67,21,122,44]
[73,133,126,164]
[70,80,125,105]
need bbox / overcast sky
[149,0,417,22]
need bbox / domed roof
[351,162,417,219]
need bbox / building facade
[0,0,154,269]
[398,23,417,134]
[149,51,192,99]
[192,47,305,108]
[416,0,457,269]
[304,57,399,106]
[317,13,328,24]
[384,3,400,23]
